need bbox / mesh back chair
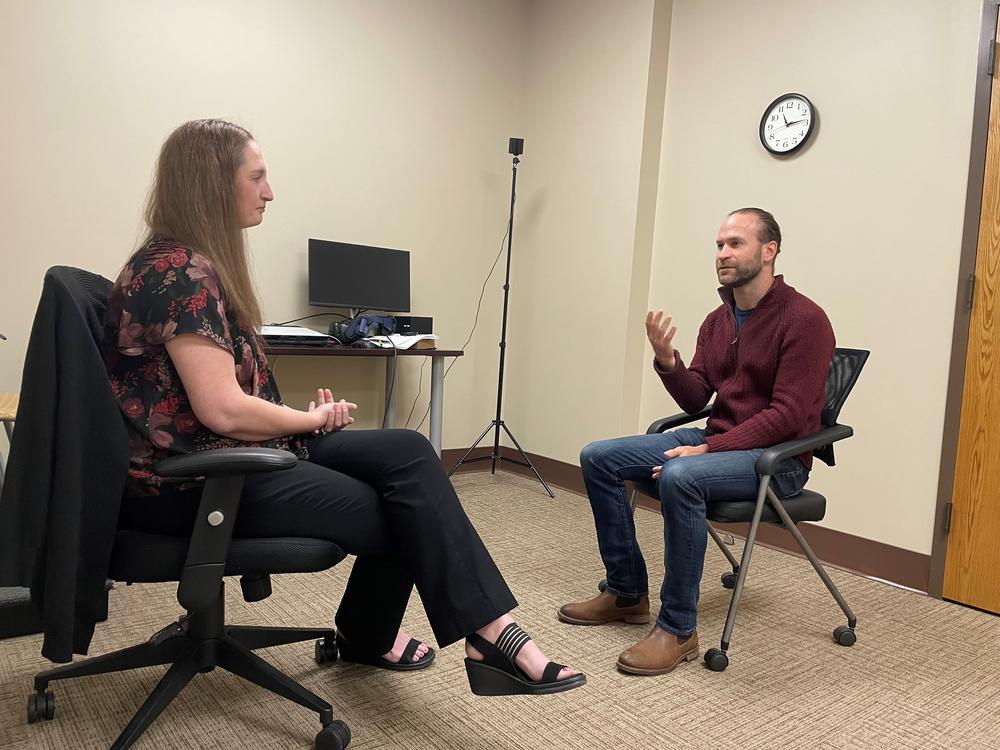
[602,347,868,671]
[15,268,353,750]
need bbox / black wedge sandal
[337,633,436,672]
[464,622,586,696]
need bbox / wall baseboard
[442,446,931,593]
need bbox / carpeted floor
[1,472,998,749]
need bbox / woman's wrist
[310,408,328,434]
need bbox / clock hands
[761,94,814,152]
[769,119,807,136]
[770,104,809,138]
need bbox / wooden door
[944,11,1000,614]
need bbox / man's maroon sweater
[655,275,834,468]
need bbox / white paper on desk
[365,334,439,349]
[259,325,331,339]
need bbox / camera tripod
[447,138,554,498]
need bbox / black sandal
[337,633,436,672]
[464,622,586,695]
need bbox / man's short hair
[729,207,781,253]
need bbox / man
[559,207,834,676]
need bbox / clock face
[759,93,814,154]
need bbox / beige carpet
[2,472,999,750]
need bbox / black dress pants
[119,429,517,653]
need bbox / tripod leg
[491,420,503,475]
[500,422,555,498]
[447,421,496,477]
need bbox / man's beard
[717,255,763,288]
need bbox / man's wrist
[655,354,676,373]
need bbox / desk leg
[0,421,10,488]
[429,355,444,457]
[384,357,397,429]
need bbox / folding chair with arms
[601,347,869,671]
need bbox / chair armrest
[154,447,297,477]
[647,406,713,434]
[151,448,298,612]
[755,424,854,476]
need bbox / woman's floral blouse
[103,237,293,496]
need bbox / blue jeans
[579,427,809,636]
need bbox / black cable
[269,312,351,326]
[414,220,510,432]
[404,358,427,429]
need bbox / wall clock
[759,93,815,155]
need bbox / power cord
[269,311,353,327]
[403,358,427,429]
[410,220,510,432]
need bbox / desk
[263,345,463,456]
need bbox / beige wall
[641,0,982,554]
[475,0,983,556]
[0,0,528,446]
[496,0,659,462]
[0,0,986,557]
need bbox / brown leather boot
[557,591,650,625]
[616,626,699,675]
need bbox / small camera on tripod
[508,138,523,156]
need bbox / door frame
[928,0,1000,598]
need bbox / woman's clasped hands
[308,388,357,434]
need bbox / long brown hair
[140,118,262,329]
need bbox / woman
[104,119,584,696]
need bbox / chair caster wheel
[27,690,54,723]
[597,578,608,593]
[704,648,729,672]
[316,719,351,749]
[721,572,738,589]
[315,637,339,665]
[833,625,856,646]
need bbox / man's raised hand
[645,310,678,371]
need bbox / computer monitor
[308,239,410,312]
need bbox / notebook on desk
[259,325,335,346]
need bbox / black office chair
[601,347,869,671]
[14,268,352,749]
